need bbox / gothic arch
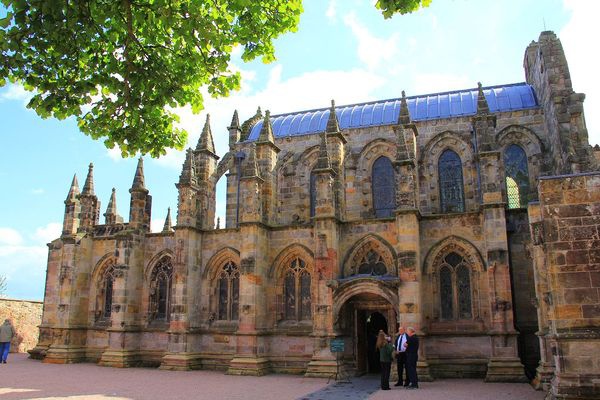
[91,252,118,285]
[497,125,544,205]
[356,139,397,174]
[269,243,314,279]
[420,131,477,214]
[423,235,486,274]
[89,253,118,324]
[342,234,397,278]
[332,279,399,321]
[497,125,544,156]
[212,151,234,185]
[355,139,397,218]
[203,247,241,280]
[144,249,174,280]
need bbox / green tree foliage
[376,0,431,18]
[0,0,427,157]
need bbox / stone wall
[0,298,43,353]
[531,172,600,399]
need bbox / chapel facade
[31,32,600,399]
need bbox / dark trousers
[406,356,418,387]
[0,342,10,362]
[380,362,391,389]
[396,352,407,384]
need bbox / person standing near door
[404,326,419,389]
[394,326,408,386]
[376,331,394,390]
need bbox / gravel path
[0,354,545,400]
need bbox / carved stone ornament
[240,257,255,275]
[59,265,73,284]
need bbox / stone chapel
[31,31,600,400]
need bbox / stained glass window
[149,258,173,322]
[310,171,317,217]
[439,150,465,213]
[438,252,473,320]
[284,257,311,320]
[372,156,396,218]
[457,265,472,319]
[440,266,453,320]
[218,261,240,320]
[102,265,116,319]
[504,144,529,209]
[357,249,387,276]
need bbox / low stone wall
[0,298,43,353]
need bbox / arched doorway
[336,292,396,375]
[366,311,388,373]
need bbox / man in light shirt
[394,326,408,386]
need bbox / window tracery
[504,144,529,209]
[439,149,465,213]
[357,249,387,276]
[96,262,117,323]
[149,257,173,322]
[438,252,472,320]
[218,261,240,321]
[284,257,311,320]
[372,156,396,218]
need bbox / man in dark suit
[394,326,408,386]
[404,326,419,389]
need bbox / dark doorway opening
[366,311,388,373]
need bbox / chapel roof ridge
[264,81,530,119]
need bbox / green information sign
[330,338,345,353]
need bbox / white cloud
[0,228,23,246]
[150,217,165,233]
[0,227,48,300]
[31,222,62,244]
[326,0,337,22]
[31,188,45,195]
[342,12,401,71]
[106,146,125,161]
[560,0,600,146]
[0,83,32,104]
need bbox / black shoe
[406,385,418,389]
[394,382,402,386]
[382,387,391,390]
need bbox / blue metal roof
[247,83,538,140]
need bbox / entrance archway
[336,292,396,375]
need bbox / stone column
[99,236,144,367]
[160,228,201,370]
[42,237,89,364]
[226,146,270,375]
[535,173,600,399]
[528,202,555,390]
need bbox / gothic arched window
[372,156,396,218]
[438,252,472,320]
[439,150,465,213]
[218,261,240,321]
[98,263,117,322]
[149,257,173,322]
[310,170,317,218]
[439,266,453,320]
[357,249,387,276]
[284,257,311,320]
[504,144,529,209]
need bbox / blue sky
[1,0,598,300]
